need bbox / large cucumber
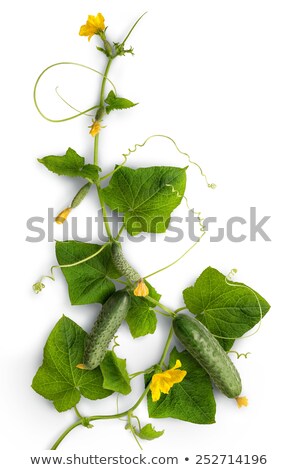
[111,241,140,283]
[173,314,242,398]
[82,290,131,370]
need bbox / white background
[1,0,299,468]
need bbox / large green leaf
[105,90,137,114]
[126,281,160,338]
[56,241,120,305]
[38,148,100,182]
[183,267,271,350]
[102,166,187,235]
[100,351,131,395]
[147,347,216,425]
[32,316,112,412]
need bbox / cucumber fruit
[111,241,140,283]
[173,314,242,398]
[82,290,131,370]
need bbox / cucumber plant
[32,11,271,449]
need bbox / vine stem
[51,421,83,450]
[50,327,173,450]
[146,296,176,318]
[94,57,114,241]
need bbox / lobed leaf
[102,166,187,235]
[38,148,100,182]
[183,267,271,350]
[56,241,120,305]
[32,316,112,412]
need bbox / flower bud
[89,120,101,137]
[55,207,72,224]
[134,279,149,297]
[235,396,248,408]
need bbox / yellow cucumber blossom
[55,207,72,224]
[134,279,149,297]
[150,360,187,402]
[235,396,248,408]
[89,120,101,137]
[79,13,105,41]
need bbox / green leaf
[104,90,137,114]
[135,424,164,440]
[32,316,112,412]
[38,148,100,182]
[56,241,120,305]
[102,166,187,235]
[78,164,101,183]
[100,351,131,395]
[126,281,160,338]
[147,347,216,425]
[183,267,271,350]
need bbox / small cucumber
[82,290,131,370]
[111,241,140,283]
[71,182,92,208]
[173,314,242,398]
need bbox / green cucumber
[82,290,131,370]
[71,182,92,208]
[111,241,140,283]
[173,314,242,398]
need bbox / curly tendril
[100,134,216,189]
[55,86,94,117]
[33,243,109,292]
[33,62,117,123]
[228,351,251,359]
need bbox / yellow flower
[235,396,249,408]
[79,13,105,41]
[150,360,187,402]
[55,207,72,224]
[89,120,101,137]
[134,279,149,297]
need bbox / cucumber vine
[32,11,271,450]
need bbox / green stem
[129,366,155,379]
[97,185,113,241]
[159,327,173,366]
[50,325,173,450]
[100,58,113,107]
[94,57,114,241]
[174,306,187,313]
[94,134,100,167]
[115,223,126,241]
[127,411,142,450]
[146,296,176,317]
[74,405,83,419]
[51,421,82,450]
